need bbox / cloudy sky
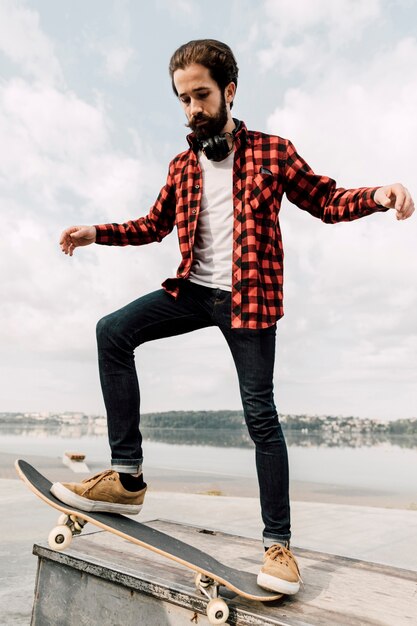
[1,0,416,420]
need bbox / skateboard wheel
[48,525,73,551]
[57,514,69,525]
[206,598,229,624]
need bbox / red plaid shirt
[95,121,386,329]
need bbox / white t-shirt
[188,150,234,291]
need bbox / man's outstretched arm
[283,140,415,223]
[59,158,178,256]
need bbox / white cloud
[104,46,135,77]
[264,0,380,34]
[0,77,148,217]
[259,0,381,72]
[90,42,136,78]
[161,0,200,19]
[0,0,63,84]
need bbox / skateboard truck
[48,514,87,551]
[195,572,230,624]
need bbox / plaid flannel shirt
[95,121,386,329]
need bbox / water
[1,427,416,496]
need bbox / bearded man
[55,39,414,595]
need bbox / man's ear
[225,82,236,105]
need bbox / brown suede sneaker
[50,470,146,515]
[257,544,301,595]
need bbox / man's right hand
[59,225,97,256]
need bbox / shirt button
[194,184,200,190]
[191,209,197,214]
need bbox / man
[54,39,414,595]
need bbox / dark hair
[169,39,239,108]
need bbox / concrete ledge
[31,520,417,626]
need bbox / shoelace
[266,545,302,580]
[81,469,116,494]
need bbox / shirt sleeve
[283,140,388,223]
[94,160,177,246]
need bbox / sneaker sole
[50,483,143,515]
[257,572,300,595]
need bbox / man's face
[173,63,233,139]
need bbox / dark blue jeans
[96,280,290,546]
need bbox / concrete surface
[1,478,416,625]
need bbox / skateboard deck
[16,459,282,624]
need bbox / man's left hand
[374,184,415,220]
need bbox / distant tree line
[386,419,417,435]
[141,411,245,429]
[140,411,416,434]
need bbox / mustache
[186,113,210,129]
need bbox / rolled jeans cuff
[263,534,291,549]
[112,459,143,475]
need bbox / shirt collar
[186,119,249,153]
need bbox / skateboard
[15,459,282,625]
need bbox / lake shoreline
[3,451,416,511]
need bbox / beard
[187,93,229,140]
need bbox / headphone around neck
[198,120,241,162]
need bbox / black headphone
[198,120,241,162]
